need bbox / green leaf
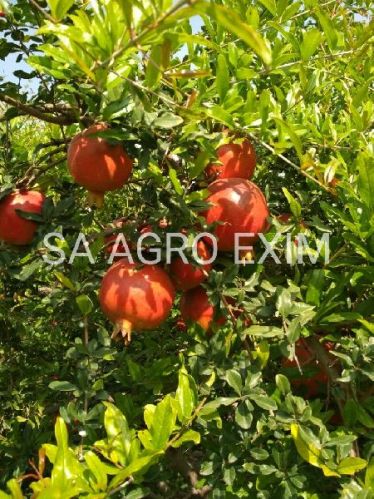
[337,457,367,475]
[153,113,184,129]
[275,374,291,394]
[365,457,374,489]
[252,395,277,411]
[102,403,132,466]
[198,4,272,65]
[291,424,339,477]
[54,271,76,291]
[169,168,184,196]
[216,53,230,103]
[171,429,201,448]
[282,188,302,219]
[5,480,22,499]
[175,367,198,422]
[315,9,338,50]
[49,381,77,392]
[47,0,74,20]
[145,45,163,89]
[76,295,93,316]
[84,451,108,490]
[206,105,235,128]
[149,395,177,450]
[306,269,325,306]
[358,153,374,214]
[257,0,277,16]
[300,29,322,60]
[52,417,87,492]
[225,370,243,395]
[109,452,162,488]
[275,118,303,161]
[235,400,253,430]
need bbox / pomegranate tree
[203,178,269,251]
[205,139,256,181]
[169,240,212,291]
[0,190,45,245]
[67,123,133,207]
[99,259,175,344]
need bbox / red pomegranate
[170,240,212,291]
[180,286,226,333]
[0,190,45,245]
[99,259,175,344]
[205,139,256,181]
[203,178,269,252]
[104,234,129,256]
[282,339,334,398]
[67,123,133,206]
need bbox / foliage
[0,0,373,497]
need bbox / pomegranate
[104,234,128,256]
[0,190,45,245]
[180,286,225,333]
[205,139,256,181]
[170,240,212,291]
[282,339,334,398]
[67,123,133,207]
[203,178,269,252]
[99,259,175,344]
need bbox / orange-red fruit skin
[0,190,45,245]
[67,124,133,194]
[99,259,175,331]
[180,286,225,332]
[203,178,269,252]
[170,241,212,291]
[205,140,256,181]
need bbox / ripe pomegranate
[282,339,334,398]
[170,240,212,291]
[67,123,133,207]
[99,259,175,344]
[205,139,256,181]
[0,190,45,245]
[203,178,269,252]
[180,286,226,333]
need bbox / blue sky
[0,15,204,93]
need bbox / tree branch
[0,93,79,125]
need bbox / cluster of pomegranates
[99,137,269,343]
[0,124,133,245]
